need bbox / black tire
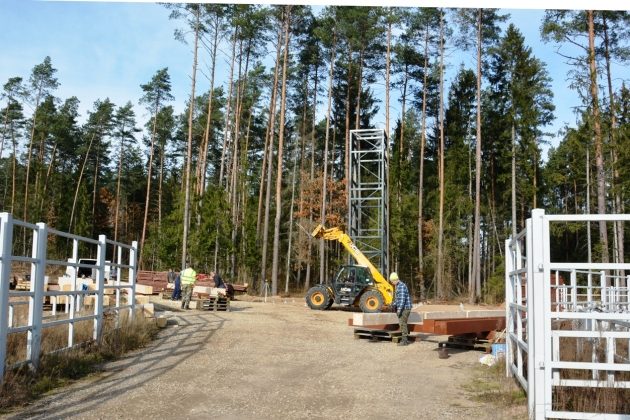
[306,286,331,310]
[359,290,384,313]
[324,298,334,309]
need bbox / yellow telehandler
[305,224,393,313]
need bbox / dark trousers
[171,278,181,300]
[398,308,411,339]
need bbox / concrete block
[82,295,110,307]
[135,295,151,305]
[143,303,155,317]
[135,284,154,295]
[57,277,95,290]
[464,310,505,319]
[422,310,505,320]
[193,285,214,295]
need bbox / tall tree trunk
[418,24,430,301]
[305,63,319,291]
[69,123,102,232]
[11,131,17,213]
[23,85,43,227]
[91,141,101,237]
[259,25,283,293]
[320,29,337,286]
[257,26,283,239]
[229,41,251,277]
[239,110,253,282]
[602,15,624,266]
[181,6,200,269]
[436,13,446,299]
[354,49,365,131]
[219,28,237,187]
[158,138,164,226]
[271,6,291,296]
[140,115,157,267]
[39,141,57,216]
[114,122,125,242]
[586,147,592,263]
[471,8,483,303]
[197,14,220,195]
[587,10,609,264]
[385,11,392,137]
[511,123,517,239]
[285,142,298,294]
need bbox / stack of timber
[53,276,114,307]
[136,270,168,294]
[350,309,506,345]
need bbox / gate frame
[506,209,630,419]
[0,212,138,383]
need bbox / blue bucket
[491,343,506,358]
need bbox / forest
[0,6,628,302]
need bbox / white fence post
[94,235,106,341]
[504,238,513,378]
[27,222,47,370]
[0,213,14,383]
[129,241,138,321]
[528,209,548,419]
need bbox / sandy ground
[3,297,526,420]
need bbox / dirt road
[4,298,526,420]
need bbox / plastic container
[491,343,506,358]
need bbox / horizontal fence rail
[506,209,630,419]
[0,212,138,383]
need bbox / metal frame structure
[506,209,630,419]
[0,212,138,383]
[348,129,389,277]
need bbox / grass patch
[0,314,158,412]
[463,358,528,418]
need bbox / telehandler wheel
[359,290,384,313]
[306,286,331,310]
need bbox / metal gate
[506,209,630,419]
[0,212,138,383]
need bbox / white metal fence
[506,209,630,419]
[0,212,138,382]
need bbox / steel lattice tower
[348,129,389,277]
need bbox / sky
[0,0,628,159]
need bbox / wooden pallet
[201,297,230,312]
[353,328,419,343]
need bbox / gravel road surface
[3,298,526,420]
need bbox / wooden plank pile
[136,270,168,294]
[349,309,506,344]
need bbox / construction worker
[210,271,225,289]
[390,272,412,346]
[180,265,197,310]
[171,271,181,301]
